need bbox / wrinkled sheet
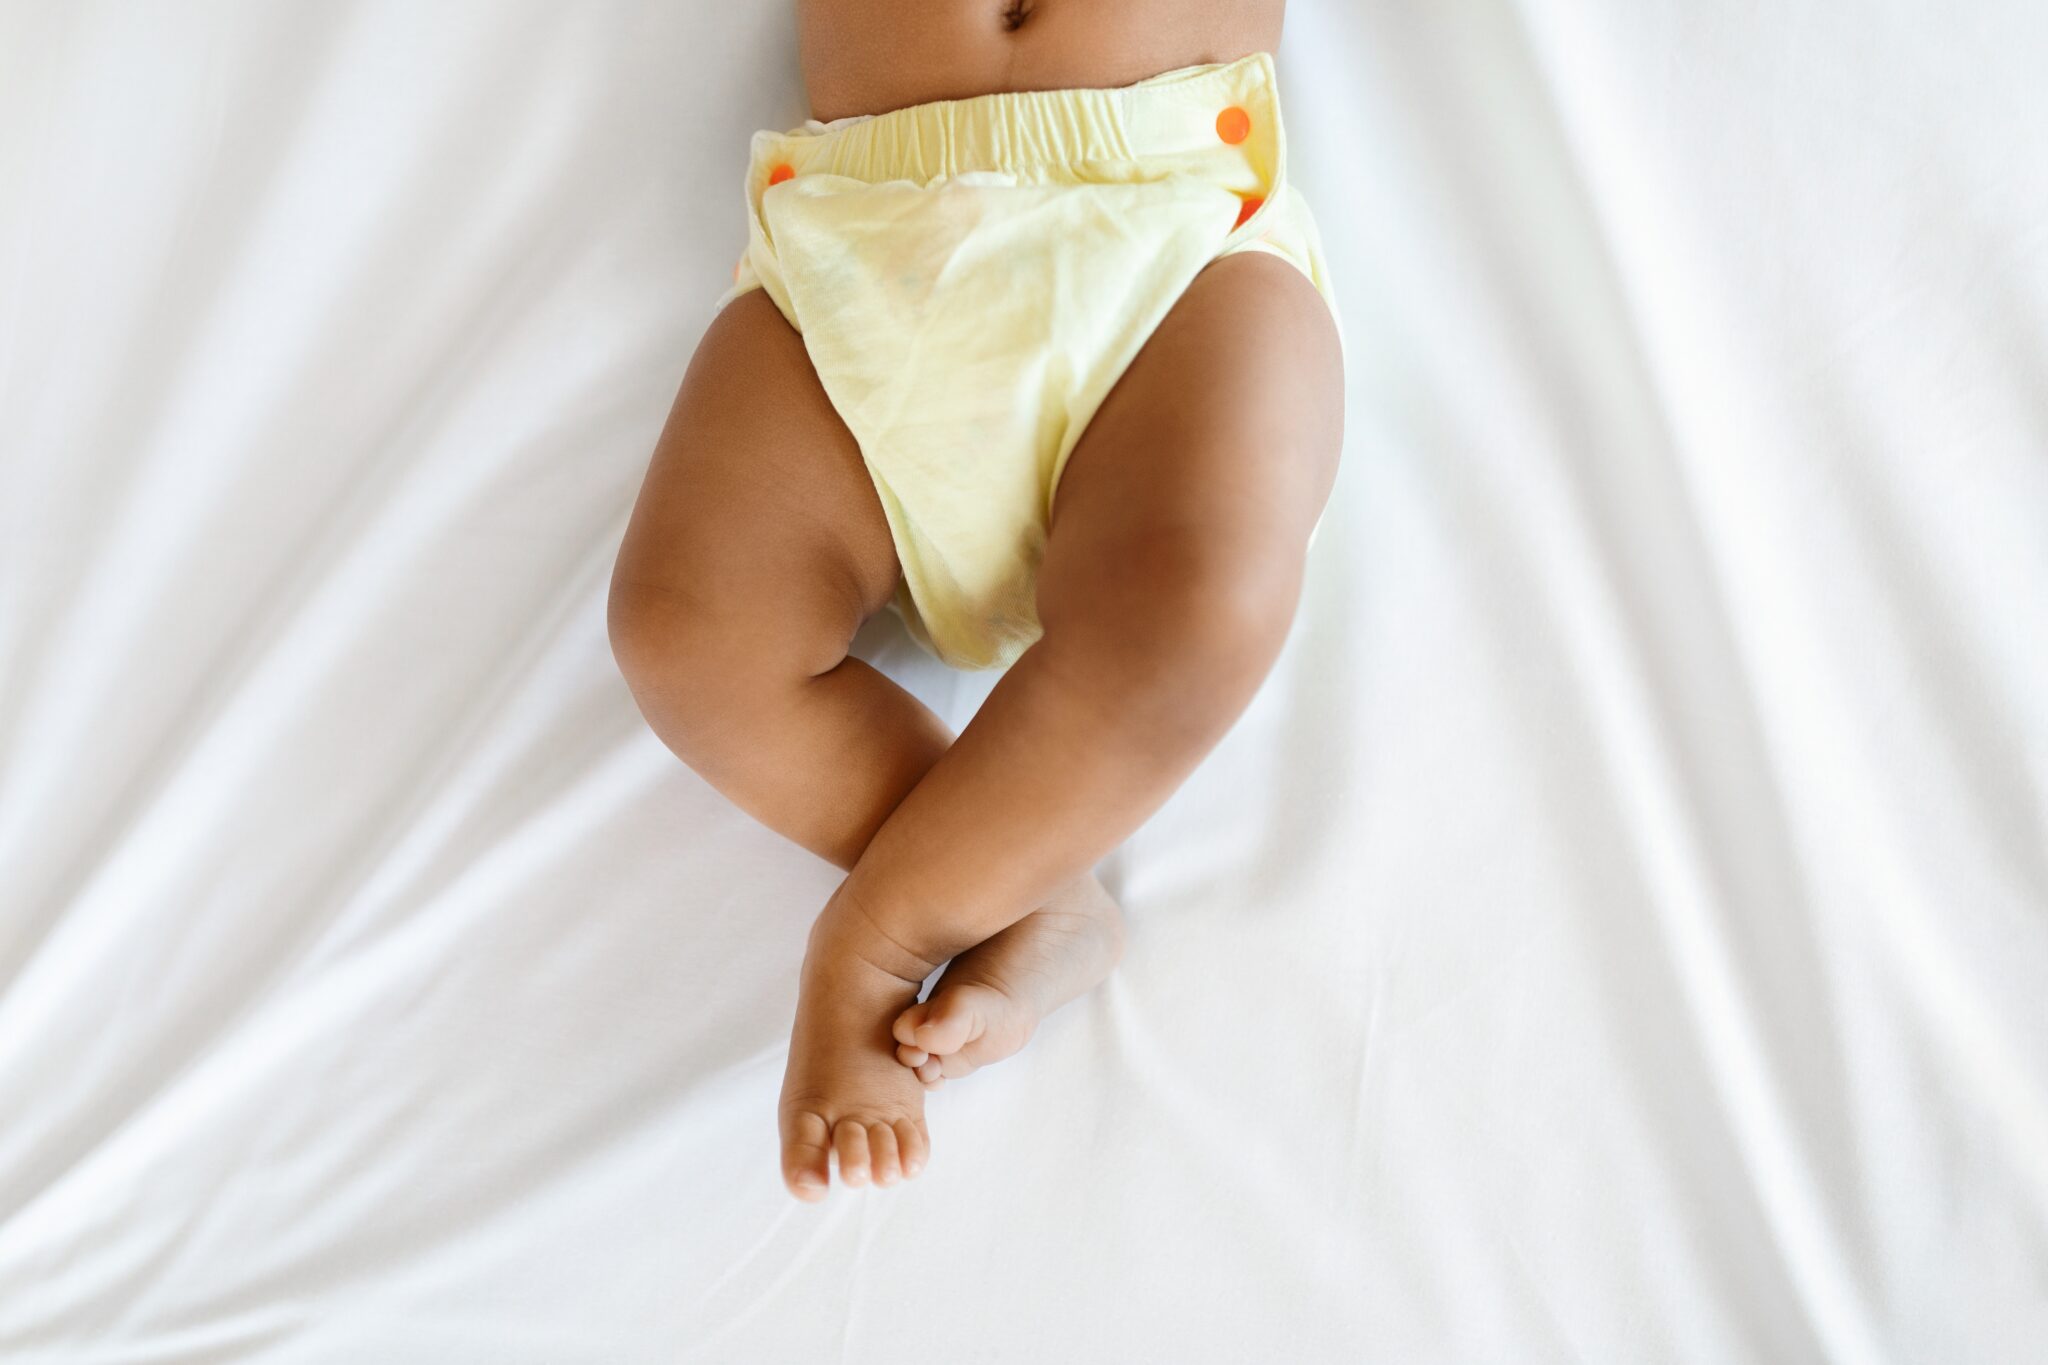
[2,2,2044,1360]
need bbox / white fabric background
[3,2,2045,1360]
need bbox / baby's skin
[892,876,1125,1090]
[784,874,1126,1190]
[609,0,1339,1199]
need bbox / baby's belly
[798,0,1286,123]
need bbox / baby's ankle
[807,877,945,986]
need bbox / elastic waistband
[746,50,1286,192]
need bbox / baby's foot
[778,887,936,1201]
[891,874,1124,1087]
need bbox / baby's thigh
[610,291,902,670]
[1042,251,1345,599]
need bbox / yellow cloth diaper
[716,50,1340,670]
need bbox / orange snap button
[768,162,795,185]
[1216,106,1251,144]
[1234,194,1265,228]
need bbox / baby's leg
[823,250,1344,998]
[610,290,952,872]
[608,292,1118,1196]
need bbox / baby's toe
[867,1122,903,1186]
[912,987,986,1056]
[780,1110,832,1202]
[891,1002,932,1049]
[832,1120,872,1188]
[894,1117,930,1178]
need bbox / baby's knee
[1042,528,1304,700]
[607,577,782,736]
[1175,547,1304,664]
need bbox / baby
[609,0,1343,1200]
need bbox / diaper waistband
[745,50,1287,198]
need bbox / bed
[2,1,2044,1359]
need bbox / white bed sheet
[3,1,2045,1360]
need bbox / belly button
[1000,0,1035,32]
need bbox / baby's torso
[798,0,1286,122]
